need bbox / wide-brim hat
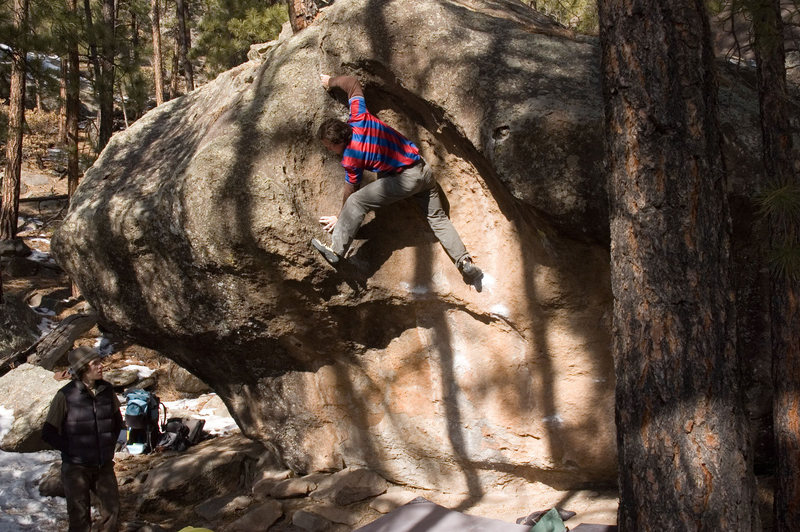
[68,346,100,374]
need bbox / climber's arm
[319,181,360,233]
[321,74,364,100]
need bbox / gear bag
[156,417,206,452]
[124,388,165,454]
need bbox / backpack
[156,417,206,452]
[124,388,166,454]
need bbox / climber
[311,74,482,283]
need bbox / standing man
[312,74,482,283]
[42,346,124,532]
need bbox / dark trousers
[331,160,469,264]
[61,461,120,532]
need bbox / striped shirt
[330,76,421,185]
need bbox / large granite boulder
[51,0,772,494]
[0,364,63,452]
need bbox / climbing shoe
[311,238,340,267]
[457,256,482,282]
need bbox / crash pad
[355,499,533,532]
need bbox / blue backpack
[124,389,165,453]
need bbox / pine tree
[1,0,30,241]
[748,0,800,529]
[65,0,80,199]
[151,0,165,105]
[176,0,193,91]
[598,0,756,527]
[193,0,286,75]
[98,0,116,149]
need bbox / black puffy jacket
[60,380,123,465]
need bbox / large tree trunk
[598,0,756,529]
[1,0,29,241]
[97,0,116,150]
[750,1,800,530]
[287,0,318,32]
[175,0,194,92]
[66,0,81,200]
[150,0,165,105]
[170,38,180,97]
[82,0,101,92]
[82,0,101,150]
[58,56,68,145]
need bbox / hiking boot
[457,256,482,282]
[311,238,340,267]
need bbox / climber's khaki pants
[331,160,469,264]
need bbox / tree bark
[750,1,800,530]
[97,0,116,150]
[58,56,68,145]
[287,0,318,32]
[83,0,101,89]
[150,0,165,105]
[598,0,756,529]
[1,0,29,241]
[175,0,194,92]
[66,0,81,200]
[170,37,180,97]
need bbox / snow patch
[94,336,115,357]
[162,395,238,435]
[120,365,155,380]
[0,407,67,531]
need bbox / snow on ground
[0,407,65,532]
[0,392,238,531]
[161,396,239,435]
[120,364,155,380]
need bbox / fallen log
[26,311,98,370]
[0,311,99,377]
[19,194,69,204]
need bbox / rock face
[52,0,771,494]
[0,364,63,452]
[0,295,41,359]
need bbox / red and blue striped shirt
[330,77,421,185]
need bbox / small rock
[252,470,293,499]
[226,500,283,532]
[198,394,228,416]
[253,468,292,488]
[194,493,249,521]
[369,487,417,514]
[307,503,359,526]
[104,368,140,388]
[25,287,70,309]
[310,468,388,506]
[136,376,157,390]
[166,362,211,395]
[292,509,331,531]
[38,462,64,497]
[271,473,328,499]
[227,495,253,513]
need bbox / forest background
[2,0,800,530]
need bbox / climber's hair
[318,118,352,146]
